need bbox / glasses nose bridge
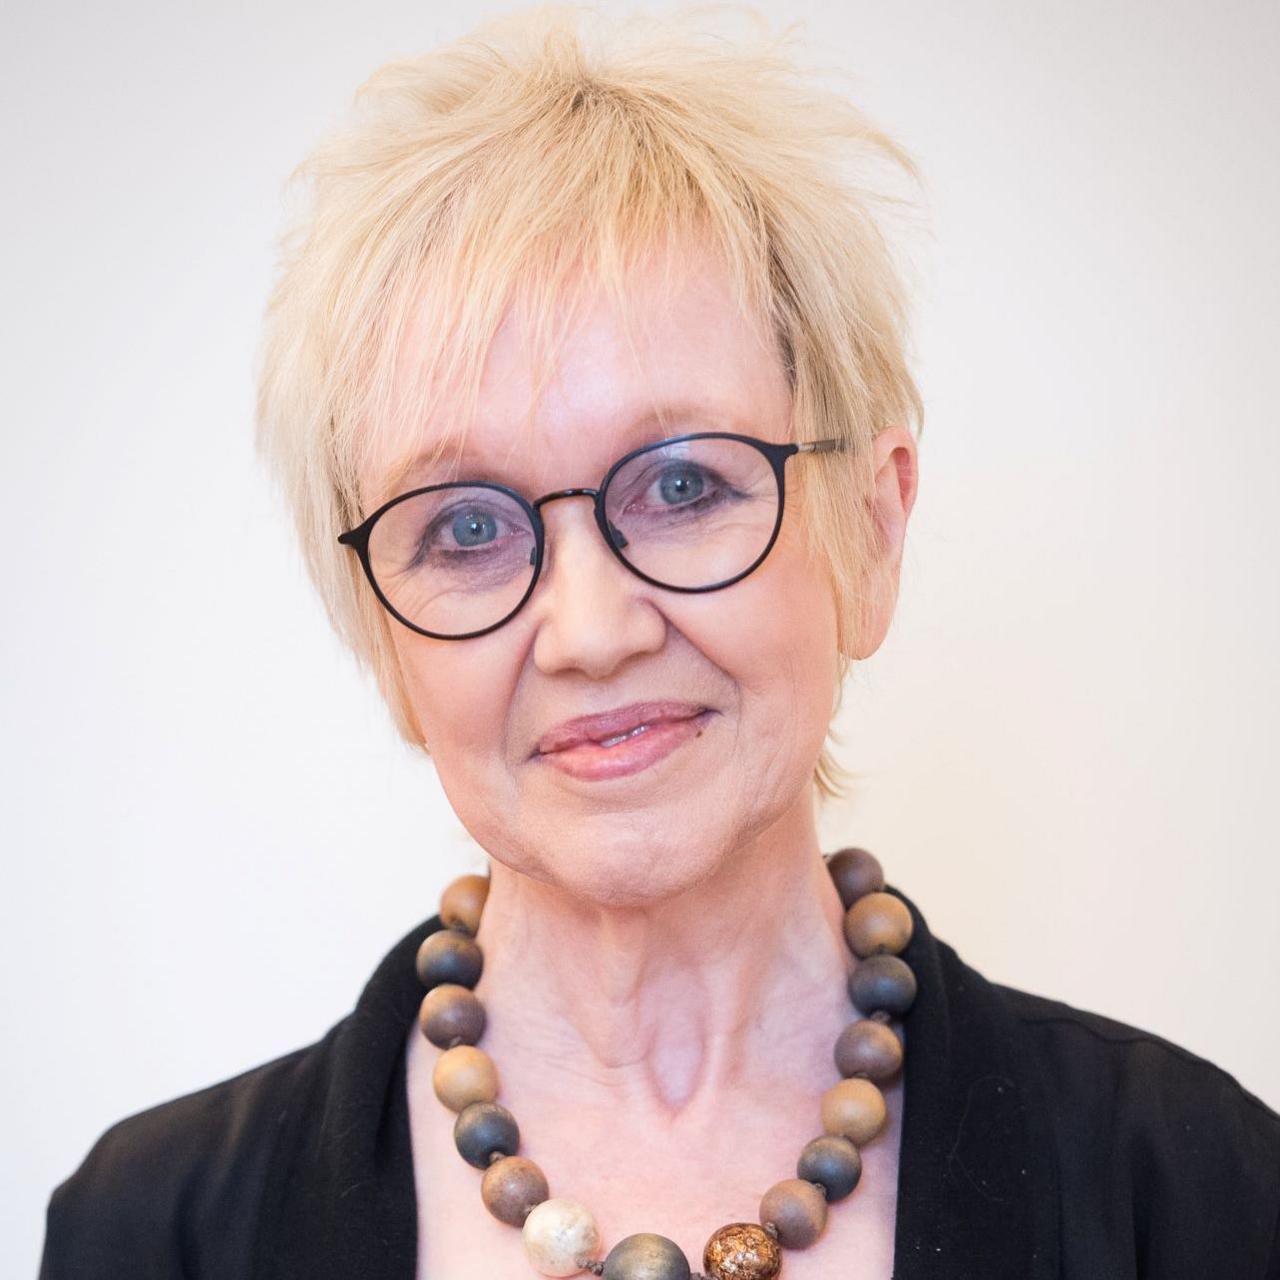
[531,484,626,559]
[532,486,601,512]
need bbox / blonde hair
[253,3,925,802]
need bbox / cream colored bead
[521,1197,601,1276]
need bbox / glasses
[337,431,846,640]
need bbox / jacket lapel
[889,885,1061,1278]
[252,917,427,1280]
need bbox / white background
[4,1,1278,1272]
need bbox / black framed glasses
[337,431,846,640]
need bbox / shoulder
[993,980,1280,1273]
[995,980,1280,1144]
[39,1025,341,1280]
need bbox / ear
[843,424,919,660]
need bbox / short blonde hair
[253,3,925,802]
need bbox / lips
[534,700,710,756]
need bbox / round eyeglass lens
[603,436,781,589]
[366,485,537,636]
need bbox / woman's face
[371,246,855,906]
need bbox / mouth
[532,705,717,782]
[533,700,712,757]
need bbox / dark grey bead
[453,1100,519,1170]
[416,929,484,990]
[602,1233,691,1280]
[847,953,917,1016]
[826,847,885,908]
[797,1134,863,1202]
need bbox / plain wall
[4,1,1278,1272]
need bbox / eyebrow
[394,402,752,493]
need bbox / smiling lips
[533,700,713,781]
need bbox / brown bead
[842,891,913,957]
[440,873,490,935]
[432,1044,499,1111]
[826,847,884,908]
[418,983,486,1048]
[759,1178,828,1249]
[821,1077,888,1146]
[833,1018,903,1082]
[481,1155,549,1226]
[703,1222,781,1278]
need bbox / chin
[538,831,726,909]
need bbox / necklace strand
[414,847,916,1279]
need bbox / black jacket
[40,886,1280,1278]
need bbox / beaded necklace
[414,847,916,1279]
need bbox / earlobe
[842,571,898,662]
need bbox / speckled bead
[481,1155,549,1226]
[602,1232,692,1280]
[453,1099,519,1169]
[416,929,484,990]
[702,1223,782,1279]
[842,892,913,958]
[521,1198,601,1277]
[821,1077,888,1146]
[432,1044,499,1111]
[759,1177,828,1249]
[834,1018,903,1082]
[826,847,884,908]
[847,953,918,1017]
[797,1134,863,1202]
[418,982,486,1048]
[440,873,490,936]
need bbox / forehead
[365,242,791,505]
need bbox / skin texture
[365,241,919,1276]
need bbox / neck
[470,801,852,1125]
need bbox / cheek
[394,635,513,759]
[692,536,840,741]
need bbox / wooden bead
[826,847,884,908]
[759,1177,828,1249]
[602,1232,691,1280]
[834,1018,903,1082]
[821,1077,887,1146]
[847,953,918,1017]
[842,892,913,957]
[440,873,490,935]
[481,1155,549,1226]
[416,929,483,990]
[797,1134,863,1202]
[521,1198,601,1277]
[418,983,486,1048]
[454,1099,519,1169]
[432,1044,499,1111]
[703,1223,781,1279]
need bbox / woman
[40,8,1280,1279]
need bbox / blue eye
[657,464,706,505]
[451,509,498,547]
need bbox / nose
[528,495,666,679]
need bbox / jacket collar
[255,884,1060,1278]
